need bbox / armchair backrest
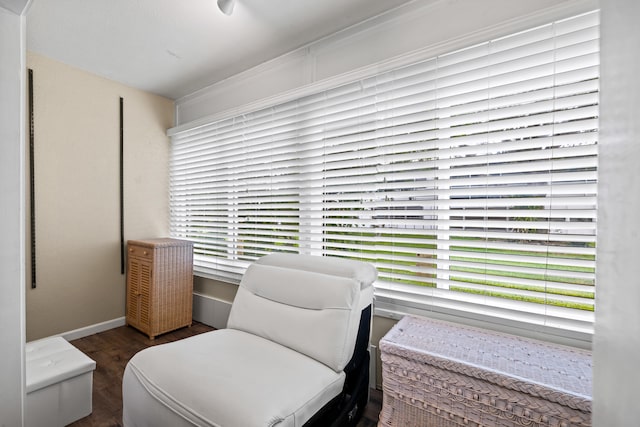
[227,254,377,372]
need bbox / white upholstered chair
[122,253,377,427]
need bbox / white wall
[175,0,598,127]
[593,0,640,424]
[0,4,28,426]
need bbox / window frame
[169,9,599,347]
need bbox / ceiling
[25,0,416,100]
[0,0,28,14]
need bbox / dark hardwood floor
[68,322,382,427]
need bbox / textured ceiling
[26,0,416,99]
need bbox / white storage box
[26,336,96,427]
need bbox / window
[170,11,598,335]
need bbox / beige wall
[26,52,174,341]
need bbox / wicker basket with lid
[378,315,592,427]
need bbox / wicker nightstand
[126,238,194,339]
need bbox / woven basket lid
[127,238,193,248]
[380,315,592,412]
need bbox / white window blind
[170,11,599,334]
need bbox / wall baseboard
[192,292,232,329]
[57,293,231,341]
[47,293,233,343]
[369,344,377,390]
[56,317,127,342]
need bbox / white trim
[50,317,127,342]
[193,268,591,349]
[176,47,310,109]
[0,7,29,425]
[194,267,241,285]
[374,299,592,350]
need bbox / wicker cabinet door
[126,256,152,333]
[126,259,139,324]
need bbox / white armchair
[122,253,377,427]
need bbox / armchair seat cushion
[123,328,346,427]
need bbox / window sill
[194,269,592,350]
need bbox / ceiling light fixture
[217,0,235,15]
